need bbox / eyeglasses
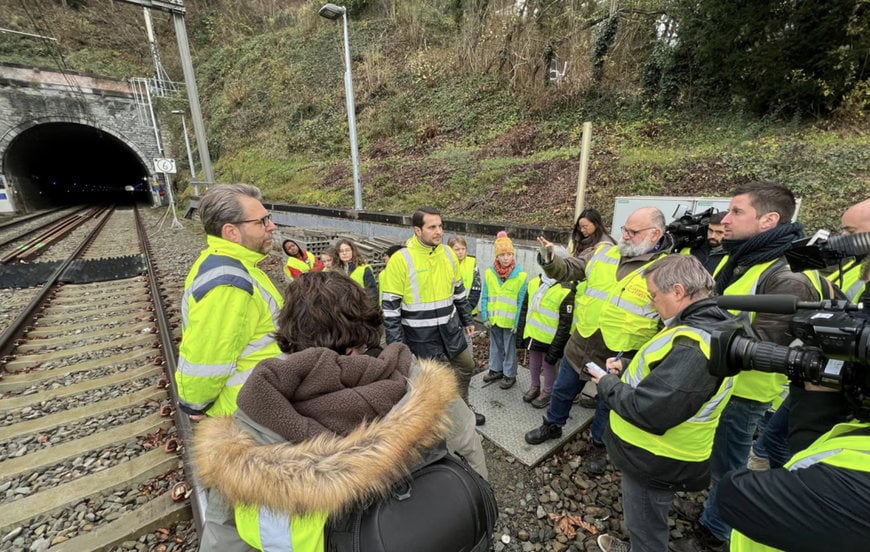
[233,214,272,227]
[647,287,667,301]
[648,285,681,301]
[621,226,653,238]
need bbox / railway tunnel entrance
[3,121,155,211]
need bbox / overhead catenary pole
[116,1,215,186]
[173,110,197,179]
[172,13,214,185]
[144,84,182,228]
[143,8,162,82]
[574,122,593,223]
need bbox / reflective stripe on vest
[827,260,865,303]
[803,269,827,300]
[458,256,477,297]
[392,247,460,328]
[720,259,789,402]
[576,244,662,351]
[729,421,870,551]
[458,255,479,314]
[524,277,571,344]
[484,268,527,328]
[177,247,283,416]
[610,326,734,462]
[236,503,327,552]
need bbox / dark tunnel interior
[4,122,155,211]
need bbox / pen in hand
[607,352,624,375]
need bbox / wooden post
[574,122,593,223]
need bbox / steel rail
[0,207,114,358]
[134,204,206,535]
[0,206,90,250]
[0,207,103,263]
[0,207,66,231]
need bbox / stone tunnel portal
[4,122,155,211]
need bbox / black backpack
[325,445,497,552]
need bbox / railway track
[0,207,198,552]
[0,208,85,256]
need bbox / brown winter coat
[193,356,458,519]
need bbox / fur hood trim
[192,358,458,515]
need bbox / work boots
[525,417,563,445]
[585,441,608,475]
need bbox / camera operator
[718,382,870,551]
[826,197,870,302]
[685,211,728,275]
[697,182,822,549]
[587,255,737,552]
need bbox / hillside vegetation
[1,0,868,232]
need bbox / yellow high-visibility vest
[484,267,528,329]
[610,326,733,462]
[575,244,662,352]
[524,277,572,345]
[729,420,870,551]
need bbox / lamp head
[171,110,183,115]
[318,3,345,20]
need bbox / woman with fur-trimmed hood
[193,270,487,552]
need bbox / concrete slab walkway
[469,366,595,467]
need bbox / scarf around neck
[495,260,515,280]
[715,222,805,294]
[531,275,556,311]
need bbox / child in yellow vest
[481,232,528,390]
[518,274,576,408]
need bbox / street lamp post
[319,3,363,211]
[172,110,197,186]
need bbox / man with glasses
[175,184,284,419]
[525,207,672,476]
[587,255,736,552]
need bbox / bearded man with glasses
[525,207,672,477]
[176,184,284,419]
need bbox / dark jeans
[701,397,770,541]
[546,356,608,443]
[752,397,791,469]
[622,470,673,552]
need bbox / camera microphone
[716,294,864,314]
[716,294,800,314]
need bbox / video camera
[709,296,870,421]
[708,229,870,421]
[666,206,715,252]
[785,229,870,273]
